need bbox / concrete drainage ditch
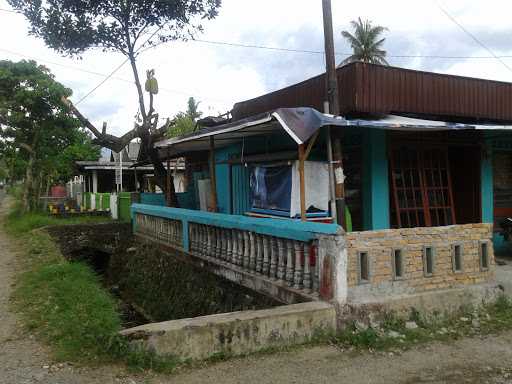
[46,223,336,361]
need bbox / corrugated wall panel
[232,62,512,124]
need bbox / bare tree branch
[63,97,140,153]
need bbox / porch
[135,107,502,306]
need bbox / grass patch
[332,296,512,352]
[7,205,179,373]
[5,206,111,235]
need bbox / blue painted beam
[131,203,341,243]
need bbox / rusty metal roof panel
[232,62,512,124]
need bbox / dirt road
[1,192,512,384]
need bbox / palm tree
[340,18,389,67]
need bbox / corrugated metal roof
[232,62,512,124]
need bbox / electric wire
[435,1,512,74]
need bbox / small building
[75,142,185,194]
[132,63,510,313]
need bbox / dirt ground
[1,191,512,384]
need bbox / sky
[1,0,512,137]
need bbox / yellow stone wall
[346,224,495,293]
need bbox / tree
[168,97,202,138]
[43,130,100,185]
[8,0,222,207]
[340,18,388,67]
[0,60,86,212]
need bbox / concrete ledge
[340,283,503,325]
[120,301,336,360]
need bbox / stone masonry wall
[345,224,495,302]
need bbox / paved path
[1,192,512,383]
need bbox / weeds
[5,207,110,235]
[332,296,512,352]
[7,206,180,373]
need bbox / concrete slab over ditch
[120,301,336,360]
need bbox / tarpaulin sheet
[154,107,512,160]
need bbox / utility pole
[322,0,346,228]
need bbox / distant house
[75,142,185,194]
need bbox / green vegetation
[340,18,388,66]
[5,209,110,235]
[0,60,100,213]
[8,0,222,207]
[167,97,202,138]
[7,207,179,372]
[332,296,512,352]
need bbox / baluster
[269,237,278,279]
[202,225,209,257]
[220,228,226,260]
[236,230,244,265]
[189,224,196,254]
[243,231,250,268]
[312,242,319,293]
[226,229,233,263]
[197,224,204,256]
[293,241,304,290]
[230,229,237,264]
[206,226,213,256]
[215,227,222,259]
[277,238,286,281]
[262,236,270,276]
[286,240,295,285]
[303,243,312,292]
[256,234,263,273]
[248,232,256,271]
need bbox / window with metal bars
[390,146,456,228]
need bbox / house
[75,142,186,194]
[132,63,510,312]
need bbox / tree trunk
[22,152,35,213]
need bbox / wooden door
[390,146,456,228]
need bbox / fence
[132,204,341,297]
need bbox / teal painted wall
[215,146,234,214]
[362,129,390,230]
[232,164,251,215]
[481,136,494,223]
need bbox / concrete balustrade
[131,204,344,302]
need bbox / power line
[3,5,512,61]
[0,46,233,103]
[75,59,129,105]
[435,1,512,74]
[140,36,512,60]
[74,26,164,105]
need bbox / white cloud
[1,0,512,138]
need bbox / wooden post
[166,159,171,206]
[209,136,218,212]
[298,144,307,222]
[134,167,138,192]
[322,0,346,229]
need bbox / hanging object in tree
[145,69,159,95]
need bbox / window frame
[479,241,490,271]
[391,248,405,280]
[423,246,436,277]
[451,243,464,273]
[357,250,371,284]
